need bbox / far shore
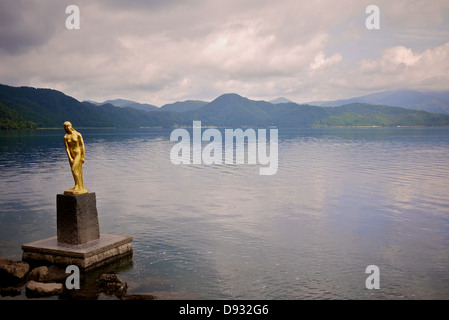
[1,125,449,132]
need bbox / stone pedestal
[57,193,100,245]
[22,234,133,271]
[22,192,132,271]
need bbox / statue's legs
[65,157,87,194]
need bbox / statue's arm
[64,136,73,164]
[79,133,85,163]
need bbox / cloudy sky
[1,0,448,106]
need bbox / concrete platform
[22,234,133,271]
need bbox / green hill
[323,103,449,126]
[188,93,274,126]
[0,84,184,128]
[0,101,37,129]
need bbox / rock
[0,257,30,285]
[120,293,155,300]
[25,280,64,297]
[47,265,70,282]
[96,273,127,297]
[27,266,48,282]
[59,285,100,300]
[143,291,204,300]
[0,286,22,297]
[27,265,67,282]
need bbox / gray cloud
[0,0,448,105]
[0,1,64,54]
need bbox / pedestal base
[22,234,133,271]
[57,193,100,245]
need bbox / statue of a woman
[63,121,88,195]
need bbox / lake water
[1,127,449,299]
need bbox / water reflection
[1,127,449,299]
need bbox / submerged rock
[96,273,127,297]
[0,286,22,297]
[120,293,155,300]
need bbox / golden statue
[63,121,88,195]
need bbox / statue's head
[63,121,73,134]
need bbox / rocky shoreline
[0,257,155,300]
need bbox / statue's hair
[63,121,72,127]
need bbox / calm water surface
[1,127,449,299]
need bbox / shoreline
[2,124,449,132]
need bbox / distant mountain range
[1,84,449,130]
[88,90,449,115]
[86,98,208,113]
[306,89,449,115]
[86,99,159,112]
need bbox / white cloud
[347,42,449,91]
[310,52,343,71]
